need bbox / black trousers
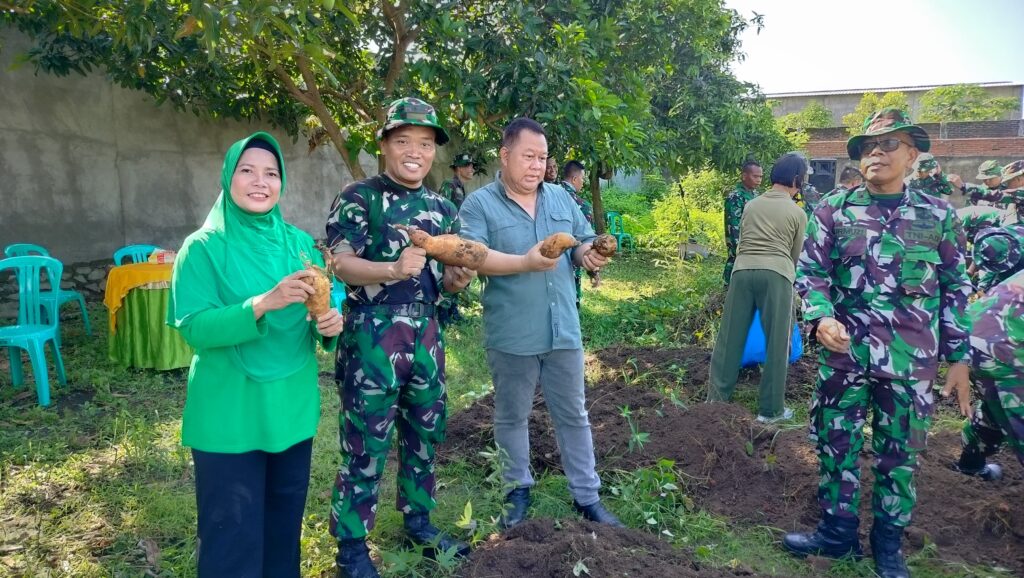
[192,438,313,578]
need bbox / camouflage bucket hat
[450,152,473,168]
[915,153,938,172]
[976,160,1003,180]
[376,97,450,145]
[974,229,1023,274]
[1001,160,1024,182]
[847,108,930,160]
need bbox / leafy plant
[918,84,1018,123]
[619,405,650,453]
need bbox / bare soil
[441,345,1024,574]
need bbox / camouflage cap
[376,97,450,145]
[975,160,1003,180]
[846,108,930,160]
[450,152,473,168]
[974,229,1023,274]
[915,153,938,172]
[1001,160,1024,182]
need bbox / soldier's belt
[349,302,437,318]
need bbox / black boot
[336,538,380,578]
[782,513,863,560]
[573,499,625,528]
[870,521,910,578]
[953,449,1003,481]
[499,487,531,529]
[404,513,471,559]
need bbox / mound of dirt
[457,518,761,578]
[442,345,1024,573]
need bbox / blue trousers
[192,438,313,577]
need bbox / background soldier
[326,97,474,578]
[724,160,763,284]
[561,160,596,306]
[955,270,1024,480]
[544,155,559,183]
[971,224,1024,293]
[995,160,1024,224]
[439,152,474,210]
[959,160,1006,206]
[822,166,863,201]
[784,109,972,578]
[908,153,957,198]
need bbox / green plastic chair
[4,243,92,336]
[1,256,68,407]
[604,211,634,252]
[113,244,160,265]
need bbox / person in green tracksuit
[168,132,343,578]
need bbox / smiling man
[325,97,474,578]
[785,109,973,578]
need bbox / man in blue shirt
[458,118,622,530]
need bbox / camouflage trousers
[810,366,935,527]
[961,372,1024,467]
[330,312,447,540]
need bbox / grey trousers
[708,268,795,418]
[486,348,602,506]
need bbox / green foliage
[646,194,725,257]
[918,84,1018,123]
[776,100,833,131]
[676,166,734,213]
[842,91,910,136]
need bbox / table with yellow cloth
[103,263,193,370]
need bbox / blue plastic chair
[4,243,92,336]
[1,256,68,406]
[113,244,160,265]
[605,211,634,251]
[331,278,347,313]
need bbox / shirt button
[551,302,555,306]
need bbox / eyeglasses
[857,138,911,156]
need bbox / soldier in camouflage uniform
[723,160,763,284]
[959,210,1005,259]
[784,109,973,578]
[994,160,1024,224]
[438,152,474,210]
[326,97,474,578]
[908,153,957,199]
[959,160,1006,206]
[954,270,1024,480]
[794,160,822,218]
[971,224,1024,293]
[561,160,596,308]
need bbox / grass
[0,252,998,577]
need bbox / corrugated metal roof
[767,82,1022,98]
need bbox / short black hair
[502,117,546,149]
[562,160,585,180]
[839,166,862,185]
[769,153,807,189]
[741,160,761,173]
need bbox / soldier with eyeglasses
[784,108,973,578]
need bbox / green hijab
[169,132,320,381]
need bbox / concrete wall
[770,85,1024,124]
[0,30,383,264]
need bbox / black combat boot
[782,513,863,560]
[952,448,1003,481]
[404,513,471,559]
[870,521,910,578]
[336,538,380,578]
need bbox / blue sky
[725,0,1024,94]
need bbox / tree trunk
[590,169,605,234]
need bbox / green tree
[776,100,834,131]
[842,91,910,136]
[3,0,792,228]
[918,84,1018,122]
